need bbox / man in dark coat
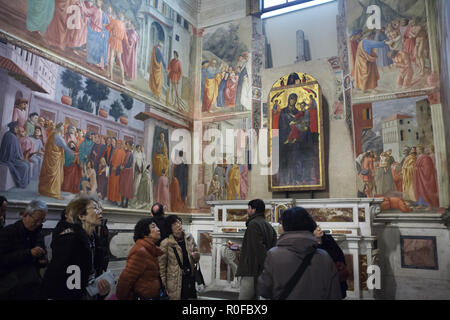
[0,200,48,299]
[151,202,169,246]
[236,199,277,300]
[257,207,342,300]
[0,122,31,188]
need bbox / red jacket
[116,237,163,300]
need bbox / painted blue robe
[78,138,94,166]
[86,11,109,65]
[0,129,31,188]
[374,32,393,67]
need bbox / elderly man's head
[22,200,48,231]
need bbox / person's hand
[31,246,45,257]
[98,279,111,296]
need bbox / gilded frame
[268,72,326,192]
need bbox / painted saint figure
[12,98,28,130]
[414,145,439,210]
[38,123,73,200]
[122,21,139,81]
[402,147,417,204]
[149,41,166,100]
[82,0,110,69]
[61,141,81,194]
[105,12,129,84]
[45,0,70,51]
[0,122,31,188]
[29,127,45,180]
[153,132,169,178]
[202,60,223,112]
[167,51,182,106]
[107,139,126,206]
[26,0,55,36]
[353,32,385,93]
[119,141,134,208]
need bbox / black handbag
[194,264,205,286]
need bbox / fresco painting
[0,41,184,212]
[201,19,252,115]
[346,0,435,102]
[0,0,192,114]
[355,96,440,212]
[269,72,326,192]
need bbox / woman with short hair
[116,217,164,300]
[159,215,200,300]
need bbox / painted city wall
[354,96,440,212]
[0,0,193,115]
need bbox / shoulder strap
[278,250,316,300]
[172,247,184,270]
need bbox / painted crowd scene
[201,20,253,114]
[346,0,434,100]
[0,39,187,212]
[355,97,439,212]
[0,101,187,211]
[0,0,192,112]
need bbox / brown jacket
[158,233,200,300]
[116,237,163,300]
[257,231,342,300]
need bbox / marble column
[186,27,204,210]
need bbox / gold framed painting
[268,72,326,192]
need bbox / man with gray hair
[0,200,48,299]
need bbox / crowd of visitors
[0,196,347,300]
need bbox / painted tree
[84,78,110,115]
[109,99,124,122]
[60,69,83,108]
[77,94,94,113]
[120,93,134,110]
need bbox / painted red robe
[45,0,69,50]
[122,29,139,80]
[414,154,439,208]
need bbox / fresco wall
[0,0,194,116]
[354,95,440,212]
[0,41,193,211]
[201,17,252,114]
[346,0,435,103]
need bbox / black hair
[151,202,164,216]
[166,215,182,233]
[248,199,265,214]
[280,207,317,232]
[134,217,157,242]
[29,112,39,118]
[178,150,183,157]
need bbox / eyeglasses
[30,214,46,224]
[87,206,101,215]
